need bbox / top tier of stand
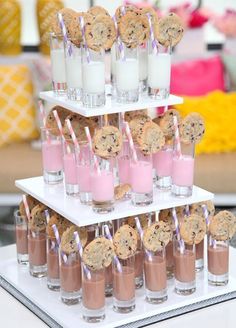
[39,89,183,117]
[15,176,214,227]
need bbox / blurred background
[0,0,236,247]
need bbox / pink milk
[63,153,77,184]
[172,155,194,186]
[130,161,153,193]
[77,164,91,192]
[91,170,114,202]
[42,140,63,172]
[118,156,130,184]
[153,148,173,177]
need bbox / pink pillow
[170,55,225,96]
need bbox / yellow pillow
[174,91,236,155]
[0,64,39,147]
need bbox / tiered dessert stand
[1,91,236,328]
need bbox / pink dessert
[118,156,130,184]
[42,140,63,172]
[153,148,173,177]
[172,155,194,186]
[77,164,91,192]
[130,160,152,193]
[63,152,77,184]
[91,170,114,202]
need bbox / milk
[116,58,139,91]
[82,61,105,94]
[172,155,194,187]
[148,53,171,89]
[50,48,66,83]
[65,55,82,89]
[111,44,116,78]
[138,47,148,81]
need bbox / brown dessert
[82,271,105,310]
[144,255,167,291]
[16,226,28,254]
[174,250,195,282]
[28,232,46,266]
[60,259,81,293]
[208,246,229,275]
[113,266,135,301]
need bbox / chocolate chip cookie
[113,224,138,259]
[46,212,71,239]
[180,112,205,144]
[137,121,165,155]
[143,221,172,251]
[114,184,131,200]
[129,114,151,142]
[93,125,122,159]
[61,225,88,255]
[155,109,181,139]
[124,109,148,122]
[87,6,109,17]
[19,195,39,218]
[156,13,184,48]
[115,5,139,24]
[46,106,69,136]
[29,204,48,232]
[180,214,206,245]
[210,211,236,240]
[51,8,77,36]
[190,200,215,219]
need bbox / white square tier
[39,90,183,117]
[15,177,214,227]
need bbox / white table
[0,244,236,328]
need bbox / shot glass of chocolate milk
[47,237,60,291]
[14,210,28,265]
[59,249,82,305]
[28,229,47,278]
[195,239,204,272]
[135,240,144,289]
[166,240,174,279]
[207,236,229,286]
[113,256,135,313]
[173,236,196,295]
[144,248,168,303]
[82,268,105,323]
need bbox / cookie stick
[85,126,101,174]
[134,217,152,261]
[172,208,185,253]
[58,12,72,56]
[74,231,91,279]
[103,225,122,272]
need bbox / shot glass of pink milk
[91,159,114,214]
[144,247,168,303]
[63,140,79,196]
[14,210,28,265]
[130,148,153,206]
[207,237,229,286]
[153,143,173,190]
[172,142,195,197]
[41,127,63,184]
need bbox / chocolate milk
[196,240,204,260]
[174,250,195,282]
[135,250,144,278]
[166,241,174,268]
[83,272,105,310]
[105,264,113,285]
[60,259,81,292]
[144,256,167,291]
[16,226,28,254]
[28,233,46,266]
[47,248,59,279]
[208,246,229,275]
[113,267,135,301]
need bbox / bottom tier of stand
[1,253,236,328]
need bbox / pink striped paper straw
[53,110,66,143]
[57,12,72,56]
[84,126,101,174]
[134,217,152,261]
[125,122,138,162]
[79,16,90,63]
[22,195,31,221]
[147,13,158,55]
[104,225,122,273]
[65,118,80,153]
[173,115,182,158]
[74,231,91,279]
[172,208,185,253]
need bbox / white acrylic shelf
[1,254,236,328]
[15,176,214,227]
[39,90,183,117]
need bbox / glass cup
[115,43,139,103]
[207,236,229,286]
[59,250,82,305]
[130,149,153,206]
[166,240,174,279]
[148,44,171,99]
[153,142,173,190]
[63,140,79,196]
[138,43,148,94]
[172,142,195,197]
[113,257,135,313]
[195,239,204,272]
[77,143,92,205]
[49,33,67,95]
[82,268,105,323]
[65,41,82,101]
[101,222,113,296]
[47,237,60,291]
[14,210,28,265]
[28,230,47,278]
[144,248,168,303]
[173,236,196,295]
[117,139,131,188]
[41,127,63,184]
[82,47,105,107]
[110,43,117,96]
[91,159,114,214]
[135,240,144,289]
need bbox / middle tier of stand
[15,176,214,227]
[39,89,183,117]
